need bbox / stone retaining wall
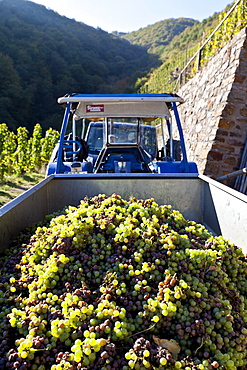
[176,27,247,183]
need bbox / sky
[29,0,232,33]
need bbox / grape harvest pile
[1,193,247,370]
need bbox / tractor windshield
[86,119,157,159]
[106,119,138,145]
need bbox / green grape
[143,349,150,357]
[160,357,167,365]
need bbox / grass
[0,172,45,207]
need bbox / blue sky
[29,0,233,33]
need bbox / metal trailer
[0,173,247,253]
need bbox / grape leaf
[153,335,181,358]
[206,265,217,272]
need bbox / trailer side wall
[0,174,246,252]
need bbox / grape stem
[194,337,204,354]
[30,348,47,352]
[128,323,156,338]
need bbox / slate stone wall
[176,27,247,183]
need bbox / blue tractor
[46,93,198,176]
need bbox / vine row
[0,123,59,180]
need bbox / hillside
[0,0,160,131]
[130,1,247,93]
[121,18,197,56]
[125,12,220,92]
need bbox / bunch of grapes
[1,193,247,370]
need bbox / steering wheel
[63,139,82,156]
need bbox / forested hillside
[121,18,197,56]
[0,0,161,131]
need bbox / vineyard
[0,123,59,181]
[139,0,247,93]
[201,0,247,68]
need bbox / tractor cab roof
[57,93,184,121]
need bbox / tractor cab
[46,93,198,175]
[85,119,157,173]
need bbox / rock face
[176,27,247,183]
